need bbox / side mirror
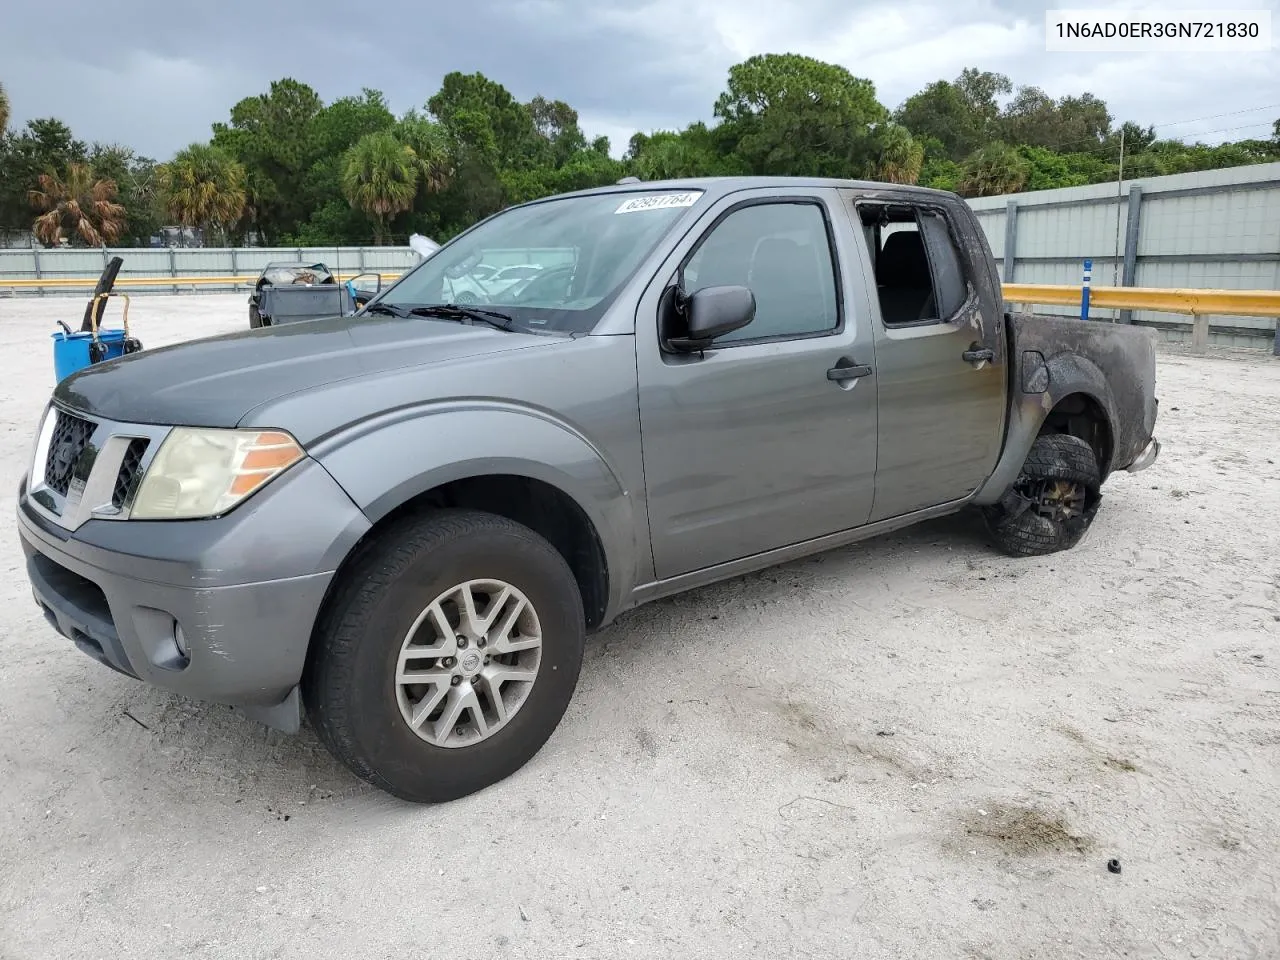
[667,285,755,352]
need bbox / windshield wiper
[361,301,409,318]
[408,303,518,331]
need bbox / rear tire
[249,304,264,328]
[302,509,585,803]
[984,433,1102,558]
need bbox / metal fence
[0,246,422,295]
[968,160,1280,345]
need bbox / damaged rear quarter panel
[974,312,1159,505]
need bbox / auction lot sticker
[615,192,702,214]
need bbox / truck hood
[53,314,559,427]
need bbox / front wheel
[302,509,585,803]
[983,433,1102,557]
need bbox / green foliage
[999,87,1111,154]
[713,53,888,176]
[158,143,247,244]
[89,144,162,245]
[918,157,962,193]
[0,117,89,234]
[3,61,1278,244]
[866,123,924,184]
[341,131,419,243]
[212,78,323,244]
[894,70,1011,162]
[958,142,1030,197]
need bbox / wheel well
[1039,392,1112,473]
[327,474,609,631]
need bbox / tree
[957,142,1030,197]
[918,157,962,193]
[29,162,127,246]
[713,53,888,177]
[425,72,538,233]
[528,94,588,166]
[894,69,1011,162]
[428,72,539,169]
[342,131,419,243]
[212,78,323,243]
[89,144,162,245]
[396,111,453,195]
[0,82,8,134]
[158,143,248,244]
[866,123,925,184]
[999,87,1112,154]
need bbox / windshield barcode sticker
[614,192,701,214]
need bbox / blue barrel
[52,329,128,383]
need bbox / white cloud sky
[3,0,1277,158]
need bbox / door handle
[963,347,994,364]
[827,363,873,382]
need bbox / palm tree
[867,123,925,184]
[0,81,9,133]
[342,131,419,244]
[29,163,127,246]
[158,143,248,244]
[396,112,453,195]
[957,142,1030,198]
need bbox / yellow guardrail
[2,274,1277,348]
[1002,284,1280,319]
[2,275,1275,316]
[0,272,404,289]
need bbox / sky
[3,0,1278,160]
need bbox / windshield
[372,189,703,334]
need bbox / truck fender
[973,351,1119,506]
[309,401,636,616]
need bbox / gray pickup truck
[18,177,1159,803]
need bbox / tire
[302,509,585,803]
[984,433,1102,558]
[249,304,263,328]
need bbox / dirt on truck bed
[1,295,1277,960]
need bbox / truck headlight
[131,428,304,520]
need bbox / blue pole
[1081,258,1092,321]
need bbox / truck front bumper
[16,458,371,732]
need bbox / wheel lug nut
[477,638,486,648]
[451,675,461,686]
[457,637,468,648]
[444,657,456,667]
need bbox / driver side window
[683,201,840,344]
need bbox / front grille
[112,438,150,509]
[43,411,96,496]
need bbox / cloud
[2,0,1277,159]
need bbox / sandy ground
[0,294,1277,960]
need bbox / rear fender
[973,351,1118,506]
[310,402,637,619]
